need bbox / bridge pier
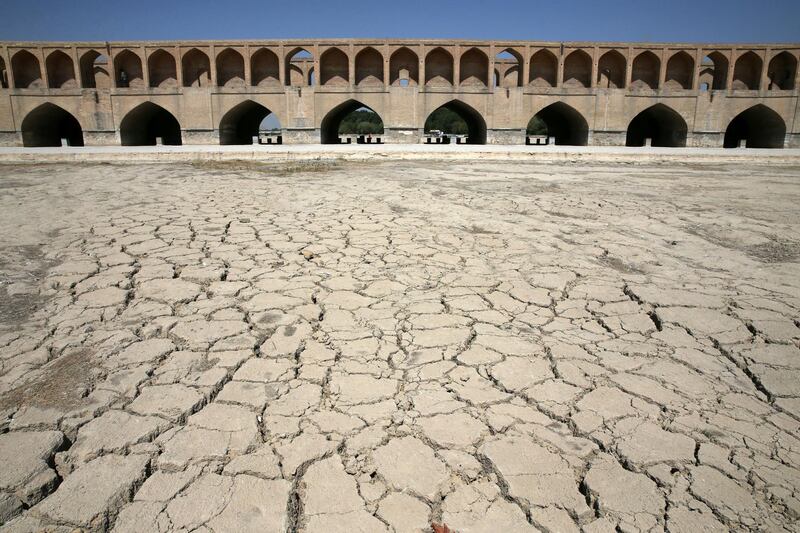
[383,128,421,144]
[282,128,319,144]
[487,129,526,145]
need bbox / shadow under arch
[527,102,588,145]
[320,99,384,144]
[424,100,487,145]
[21,103,84,147]
[120,102,182,146]
[724,105,786,148]
[219,100,279,145]
[626,104,687,147]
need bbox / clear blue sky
[1,0,798,43]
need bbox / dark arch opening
[219,100,280,145]
[526,102,589,146]
[321,100,384,144]
[424,100,486,145]
[120,102,181,146]
[12,50,42,89]
[626,104,687,147]
[21,103,84,147]
[724,105,785,148]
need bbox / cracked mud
[0,159,799,532]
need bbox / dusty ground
[0,158,798,532]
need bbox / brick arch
[285,47,314,87]
[598,50,626,88]
[320,99,384,144]
[21,103,84,146]
[219,99,281,145]
[529,49,557,87]
[425,47,454,86]
[113,49,144,88]
[390,47,419,86]
[119,101,182,146]
[626,103,687,147]
[12,50,43,89]
[724,104,785,148]
[0,56,7,88]
[495,48,523,88]
[527,102,589,145]
[699,51,728,90]
[768,51,797,90]
[79,50,110,89]
[217,48,245,88]
[423,99,486,144]
[631,51,660,90]
[251,48,280,87]
[459,47,488,87]
[733,51,762,90]
[148,49,177,88]
[45,50,77,89]
[563,49,592,88]
[355,47,383,87]
[665,51,694,90]
[182,48,211,88]
[320,47,349,86]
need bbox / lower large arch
[724,105,786,148]
[424,100,486,145]
[320,100,383,144]
[626,104,687,147]
[120,102,182,146]
[21,103,84,147]
[219,100,277,145]
[528,102,588,145]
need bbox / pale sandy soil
[0,158,799,532]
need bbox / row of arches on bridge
[1,46,797,91]
[20,99,787,150]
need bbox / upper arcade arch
[389,47,418,86]
[425,47,454,86]
[251,48,280,87]
[119,102,182,145]
[21,103,83,147]
[79,50,110,89]
[0,57,7,88]
[597,50,626,89]
[699,52,728,90]
[217,48,245,88]
[733,51,762,90]
[529,49,557,87]
[182,48,211,88]
[320,47,349,86]
[355,47,383,86]
[563,50,592,88]
[768,51,797,90]
[45,50,77,89]
[626,104,687,147]
[148,49,177,88]
[11,50,43,89]
[665,51,694,90]
[494,49,522,88]
[113,49,144,88]
[631,51,660,90]
[459,47,488,87]
[285,48,314,87]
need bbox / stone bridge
[1,39,798,147]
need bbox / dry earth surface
[0,158,798,532]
